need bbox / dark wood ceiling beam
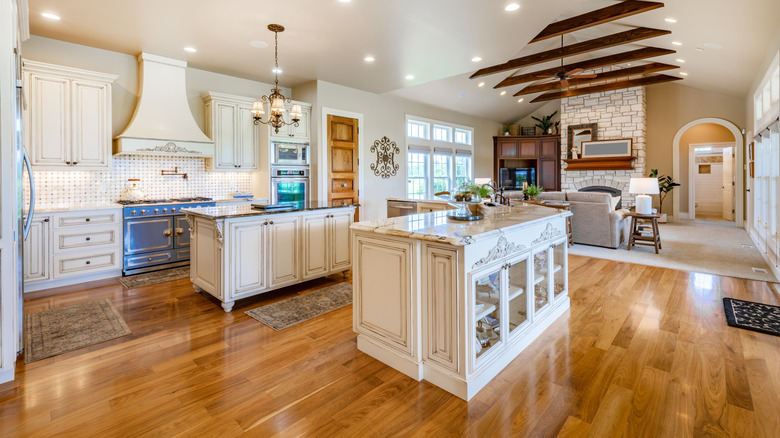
[495,47,676,88]
[530,0,666,43]
[530,74,683,102]
[513,62,679,96]
[470,27,670,79]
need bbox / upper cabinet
[202,92,258,171]
[264,100,312,141]
[22,60,117,169]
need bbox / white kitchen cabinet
[23,209,123,292]
[302,209,353,280]
[23,215,51,283]
[22,60,117,169]
[230,221,266,296]
[266,100,312,141]
[267,216,300,287]
[202,92,258,171]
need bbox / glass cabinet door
[506,255,529,336]
[532,249,551,314]
[473,266,502,360]
[552,241,567,301]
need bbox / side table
[626,212,661,253]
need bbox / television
[499,167,536,190]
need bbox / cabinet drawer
[54,227,120,251]
[56,211,120,228]
[54,249,121,278]
[124,251,174,270]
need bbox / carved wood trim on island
[563,156,635,171]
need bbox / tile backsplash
[27,155,252,209]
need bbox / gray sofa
[536,191,630,249]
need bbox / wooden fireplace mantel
[563,156,634,171]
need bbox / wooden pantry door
[327,114,359,220]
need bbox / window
[433,152,452,193]
[407,120,429,139]
[407,150,429,200]
[455,129,472,145]
[433,125,452,142]
[405,116,474,199]
[455,153,473,188]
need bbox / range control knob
[171,207,176,212]
[131,210,137,216]
[163,208,168,213]
[140,210,146,215]
[154,208,160,213]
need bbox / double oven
[271,140,310,209]
[121,199,215,275]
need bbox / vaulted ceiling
[26,0,780,124]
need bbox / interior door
[327,115,359,220]
[722,146,734,220]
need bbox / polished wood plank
[531,74,684,102]
[1,257,780,436]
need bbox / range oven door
[124,217,175,271]
[271,177,309,210]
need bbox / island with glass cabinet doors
[350,204,570,400]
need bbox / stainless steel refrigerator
[14,46,33,354]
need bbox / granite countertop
[183,202,357,219]
[386,196,452,203]
[351,203,571,246]
[33,197,270,214]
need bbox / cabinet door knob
[163,229,173,237]
[43,218,49,222]
[85,260,91,265]
[175,227,184,235]
[85,218,90,222]
[269,221,274,224]
[148,257,153,261]
[65,161,71,165]
[85,237,91,241]
[73,161,78,165]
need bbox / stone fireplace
[559,74,647,208]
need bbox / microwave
[272,141,309,166]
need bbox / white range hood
[114,53,214,157]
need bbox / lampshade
[270,97,286,114]
[251,100,265,116]
[290,104,302,120]
[628,177,660,195]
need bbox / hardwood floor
[2,256,780,437]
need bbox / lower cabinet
[23,215,51,282]
[302,210,353,280]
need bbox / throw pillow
[610,196,621,211]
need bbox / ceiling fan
[531,35,598,88]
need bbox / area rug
[723,297,780,336]
[245,282,352,331]
[568,219,777,283]
[25,298,132,363]
[117,266,190,289]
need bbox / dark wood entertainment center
[493,134,561,192]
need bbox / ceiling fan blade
[565,68,584,76]
[560,78,569,88]
[571,74,598,79]
[530,76,557,86]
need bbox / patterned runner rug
[245,282,352,331]
[117,266,190,289]
[723,297,780,336]
[25,299,132,363]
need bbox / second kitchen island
[184,203,356,312]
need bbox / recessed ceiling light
[184,47,197,53]
[41,12,61,20]
[676,58,685,63]
[664,18,677,23]
[695,47,704,52]
[680,72,688,76]
[249,40,268,49]
[500,91,507,96]
[703,43,722,50]
[518,98,524,103]
[505,3,520,12]
[272,67,283,74]
[471,56,482,62]
[364,56,375,62]
[405,74,415,80]
[478,82,485,87]
[672,41,683,46]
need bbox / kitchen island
[184,203,356,312]
[351,204,571,400]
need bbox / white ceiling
[26,0,780,124]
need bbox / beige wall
[677,124,736,213]
[646,82,746,215]
[512,100,561,134]
[293,80,500,220]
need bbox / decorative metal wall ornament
[370,136,400,179]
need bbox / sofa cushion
[536,191,566,202]
[566,191,612,205]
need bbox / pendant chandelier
[251,24,302,133]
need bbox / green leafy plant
[531,111,558,133]
[523,184,544,197]
[649,168,680,214]
[466,181,494,199]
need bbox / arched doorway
[672,118,744,227]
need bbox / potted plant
[531,111,558,135]
[523,184,544,201]
[649,168,680,222]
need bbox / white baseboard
[747,229,780,282]
[678,212,690,220]
[0,364,15,384]
[23,269,122,293]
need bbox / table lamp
[629,177,660,215]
